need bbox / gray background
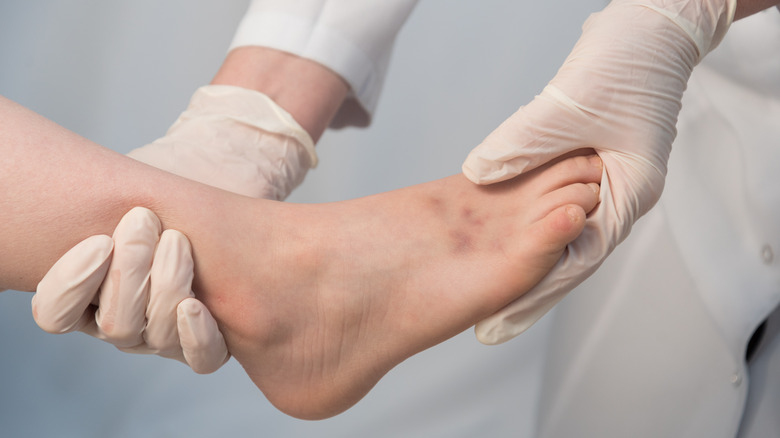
[0,1,601,436]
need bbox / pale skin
[210,45,349,143]
[0,94,600,419]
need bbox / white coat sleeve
[229,0,418,128]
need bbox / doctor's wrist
[211,46,348,142]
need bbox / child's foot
[192,154,602,419]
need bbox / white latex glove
[128,84,316,200]
[462,0,735,344]
[34,85,315,372]
[34,207,228,374]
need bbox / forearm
[0,95,238,291]
[735,0,780,19]
[210,46,348,142]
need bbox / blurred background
[0,1,602,436]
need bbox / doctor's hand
[128,84,316,201]
[33,84,316,373]
[34,207,229,374]
[462,0,735,344]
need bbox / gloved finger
[143,229,195,357]
[462,89,568,184]
[32,235,114,334]
[462,85,629,185]
[177,298,230,374]
[88,207,160,347]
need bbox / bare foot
[190,154,602,419]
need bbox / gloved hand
[34,207,228,373]
[33,85,316,372]
[462,0,735,344]
[129,84,316,200]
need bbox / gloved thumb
[177,298,230,374]
[463,86,605,185]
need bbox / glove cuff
[621,0,736,60]
[176,85,318,168]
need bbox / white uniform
[535,9,780,437]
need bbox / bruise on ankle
[447,206,488,254]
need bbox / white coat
[535,9,780,438]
